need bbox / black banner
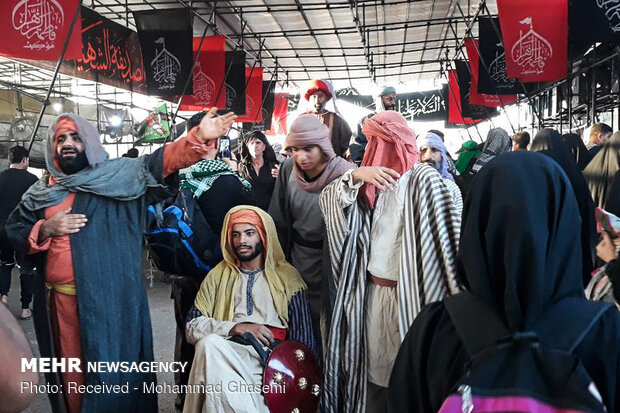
[242,80,275,131]
[335,88,375,107]
[455,60,498,119]
[134,9,193,96]
[60,7,146,93]
[478,17,524,95]
[569,0,620,46]
[225,51,247,114]
[335,88,447,121]
[396,90,447,121]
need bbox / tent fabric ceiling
[88,0,498,90]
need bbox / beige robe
[184,270,285,413]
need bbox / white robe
[183,270,285,413]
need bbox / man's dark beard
[384,104,396,111]
[423,159,439,171]
[235,240,264,262]
[58,150,89,174]
[313,103,325,112]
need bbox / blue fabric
[417,133,455,181]
[240,268,263,316]
[288,290,320,360]
[5,147,177,413]
[186,305,203,323]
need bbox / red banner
[178,36,226,111]
[266,93,289,136]
[498,0,567,82]
[464,38,518,107]
[0,0,82,60]
[235,67,263,123]
[447,70,477,125]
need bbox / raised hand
[197,107,237,142]
[39,208,88,242]
[352,166,400,191]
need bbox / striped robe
[319,163,462,413]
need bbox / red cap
[304,79,332,101]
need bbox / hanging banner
[336,88,446,121]
[569,1,620,46]
[133,9,193,96]
[396,90,447,121]
[447,70,480,125]
[235,67,263,123]
[464,38,518,107]
[177,36,226,112]
[498,0,567,83]
[0,0,83,60]
[335,88,375,107]
[225,51,247,115]
[266,93,289,136]
[455,60,494,119]
[478,17,524,95]
[70,7,145,92]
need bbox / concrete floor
[4,261,180,413]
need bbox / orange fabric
[162,127,211,178]
[50,292,83,413]
[226,209,267,264]
[360,111,418,209]
[54,117,77,140]
[26,189,83,412]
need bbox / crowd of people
[0,79,619,413]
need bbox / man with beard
[304,79,352,158]
[183,206,316,413]
[349,86,397,164]
[417,132,463,215]
[5,108,236,413]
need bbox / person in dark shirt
[237,130,279,211]
[170,112,254,409]
[0,146,38,319]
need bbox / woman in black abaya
[388,152,620,413]
[530,129,598,285]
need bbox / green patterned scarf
[179,159,251,198]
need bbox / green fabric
[179,159,251,198]
[455,140,481,174]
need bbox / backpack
[439,291,612,413]
[144,188,222,278]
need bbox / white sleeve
[185,316,237,345]
[335,169,363,208]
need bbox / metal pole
[171,6,217,125]
[455,2,515,133]
[27,0,83,154]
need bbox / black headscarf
[584,131,620,212]
[459,151,585,331]
[530,129,597,285]
[562,133,592,170]
[388,152,620,413]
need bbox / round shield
[263,340,322,413]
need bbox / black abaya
[388,152,620,413]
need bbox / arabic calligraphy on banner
[0,0,82,60]
[335,88,447,121]
[70,7,145,92]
